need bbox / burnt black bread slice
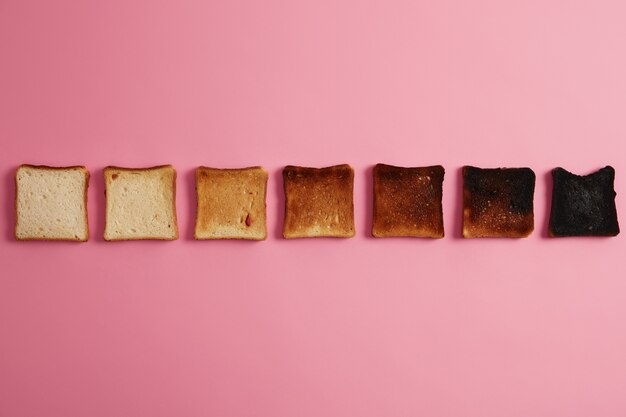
[462,166,536,238]
[548,166,619,237]
[372,164,445,238]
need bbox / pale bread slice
[283,164,355,238]
[15,165,89,241]
[195,166,268,240]
[104,165,178,241]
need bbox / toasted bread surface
[15,165,90,241]
[283,164,355,238]
[548,166,619,237]
[462,166,535,238]
[104,165,178,241]
[372,164,445,238]
[195,166,268,240]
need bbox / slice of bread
[104,165,178,241]
[462,166,535,238]
[548,166,620,237]
[15,165,89,241]
[195,166,268,240]
[372,164,445,238]
[283,164,355,238]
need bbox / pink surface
[1,0,626,415]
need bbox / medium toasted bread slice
[372,164,445,238]
[195,166,268,240]
[283,164,355,238]
[104,165,178,241]
[15,164,89,241]
[548,166,619,237]
[462,166,535,238]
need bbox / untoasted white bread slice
[195,166,268,240]
[104,165,178,241]
[15,165,89,241]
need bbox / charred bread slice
[462,166,535,238]
[548,166,619,237]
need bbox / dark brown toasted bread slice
[283,164,355,238]
[462,166,535,238]
[548,166,619,237]
[372,164,445,238]
[195,166,268,240]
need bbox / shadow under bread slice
[372,164,445,238]
[548,166,619,237]
[462,166,536,238]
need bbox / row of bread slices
[13,163,619,241]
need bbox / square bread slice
[104,165,178,241]
[195,166,268,240]
[372,164,445,238]
[15,164,89,241]
[462,166,535,238]
[548,166,619,237]
[283,164,355,238]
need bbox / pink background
[1,0,626,416]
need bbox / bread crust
[194,166,268,240]
[548,166,620,237]
[372,164,445,238]
[283,164,355,238]
[103,165,178,241]
[14,164,90,242]
[462,166,535,238]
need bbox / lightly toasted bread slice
[104,165,178,241]
[283,164,355,238]
[372,164,445,238]
[195,166,268,240]
[15,164,90,241]
[462,166,535,238]
[548,166,619,237]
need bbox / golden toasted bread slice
[104,165,178,241]
[15,164,89,241]
[548,166,619,237]
[372,164,445,238]
[195,166,268,240]
[462,166,535,238]
[283,164,355,238]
